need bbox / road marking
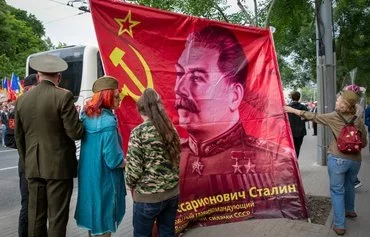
[0,149,15,153]
[0,166,17,171]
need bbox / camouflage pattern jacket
[126,120,179,202]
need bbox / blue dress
[75,109,126,235]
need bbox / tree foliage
[267,0,316,88]
[334,0,370,99]
[2,0,369,99]
[0,0,49,78]
[131,0,234,22]
[300,86,317,102]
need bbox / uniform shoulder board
[55,86,68,91]
[244,134,294,158]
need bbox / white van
[26,45,104,108]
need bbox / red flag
[7,89,17,101]
[90,0,308,233]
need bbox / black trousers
[27,178,73,237]
[293,136,304,158]
[19,171,29,237]
[312,122,317,135]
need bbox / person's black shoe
[345,212,357,218]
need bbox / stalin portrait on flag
[89,0,308,234]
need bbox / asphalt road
[0,147,20,215]
[0,145,133,236]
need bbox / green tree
[261,0,316,87]
[8,8,45,37]
[334,0,370,98]
[300,86,317,102]
[0,0,50,78]
[133,0,234,22]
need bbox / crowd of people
[1,54,180,237]
[0,39,368,237]
[1,100,14,147]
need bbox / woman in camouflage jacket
[126,88,180,237]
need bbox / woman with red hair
[75,76,126,237]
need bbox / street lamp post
[315,0,336,165]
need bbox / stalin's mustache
[175,97,200,113]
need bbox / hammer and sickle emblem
[109,45,153,101]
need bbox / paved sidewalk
[1,127,369,236]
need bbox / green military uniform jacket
[15,80,84,179]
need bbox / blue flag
[1,77,8,91]
[11,73,20,93]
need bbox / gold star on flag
[115,10,140,38]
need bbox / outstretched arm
[284,106,332,126]
[284,106,302,116]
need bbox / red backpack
[336,113,363,154]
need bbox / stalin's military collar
[188,121,245,157]
[184,121,294,175]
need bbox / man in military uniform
[15,55,84,237]
[174,25,306,229]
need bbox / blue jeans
[133,195,178,237]
[327,154,361,229]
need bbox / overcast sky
[6,0,252,46]
[7,0,97,45]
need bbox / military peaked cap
[29,54,68,73]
